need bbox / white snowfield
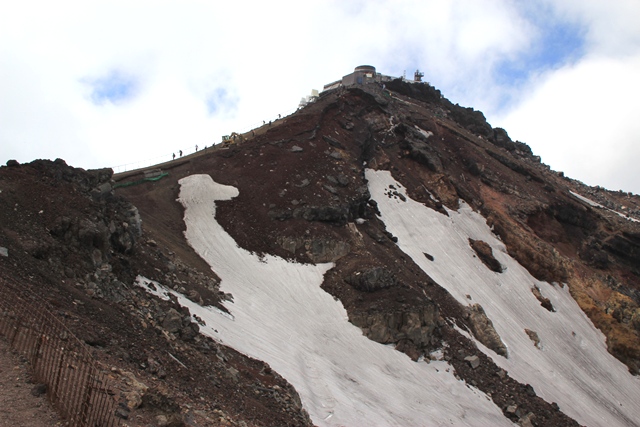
[366,169,640,427]
[143,173,515,427]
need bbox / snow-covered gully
[139,173,512,427]
[137,171,640,426]
[366,169,640,427]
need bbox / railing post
[10,313,22,346]
[80,368,94,427]
[52,348,66,402]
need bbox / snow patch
[154,173,514,427]
[367,169,640,427]
[415,125,433,139]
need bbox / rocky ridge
[1,75,639,426]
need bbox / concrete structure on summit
[323,65,395,91]
[323,65,424,92]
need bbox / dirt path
[0,339,62,427]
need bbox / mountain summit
[2,66,640,426]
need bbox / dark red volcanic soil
[2,78,639,426]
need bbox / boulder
[524,329,541,348]
[162,309,183,334]
[466,304,508,357]
[531,285,554,312]
[469,239,503,273]
[464,355,480,369]
[336,174,350,187]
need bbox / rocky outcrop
[465,304,508,357]
[350,305,439,360]
[469,239,503,273]
[580,238,611,269]
[385,78,443,104]
[603,232,640,272]
[488,214,570,283]
[294,205,349,224]
[346,267,397,292]
[548,201,597,230]
[400,138,442,172]
[525,329,541,348]
[277,236,350,262]
[490,128,533,156]
[28,158,114,193]
[396,123,442,172]
[50,204,141,268]
[531,285,555,312]
[485,150,543,183]
[446,104,493,139]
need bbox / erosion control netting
[0,270,121,427]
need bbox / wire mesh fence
[0,280,121,427]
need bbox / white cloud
[1,0,639,193]
[543,0,640,57]
[492,0,640,193]
[496,54,640,192]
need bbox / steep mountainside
[2,76,640,426]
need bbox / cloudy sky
[1,0,639,194]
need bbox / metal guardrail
[0,275,121,427]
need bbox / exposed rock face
[162,308,183,333]
[465,304,508,357]
[350,305,439,360]
[603,232,640,271]
[525,329,541,348]
[294,205,349,224]
[277,236,350,262]
[385,78,443,103]
[485,150,543,183]
[531,285,555,312]
[469,238,504,273]
[447,105,493,139]
[346,267,397,292]
[397,123,442,172]
[488,214,570,284]
[580,237,611,269]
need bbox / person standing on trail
[195,144,198,151]
[179,150,183,157]
[172,153,175,160]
